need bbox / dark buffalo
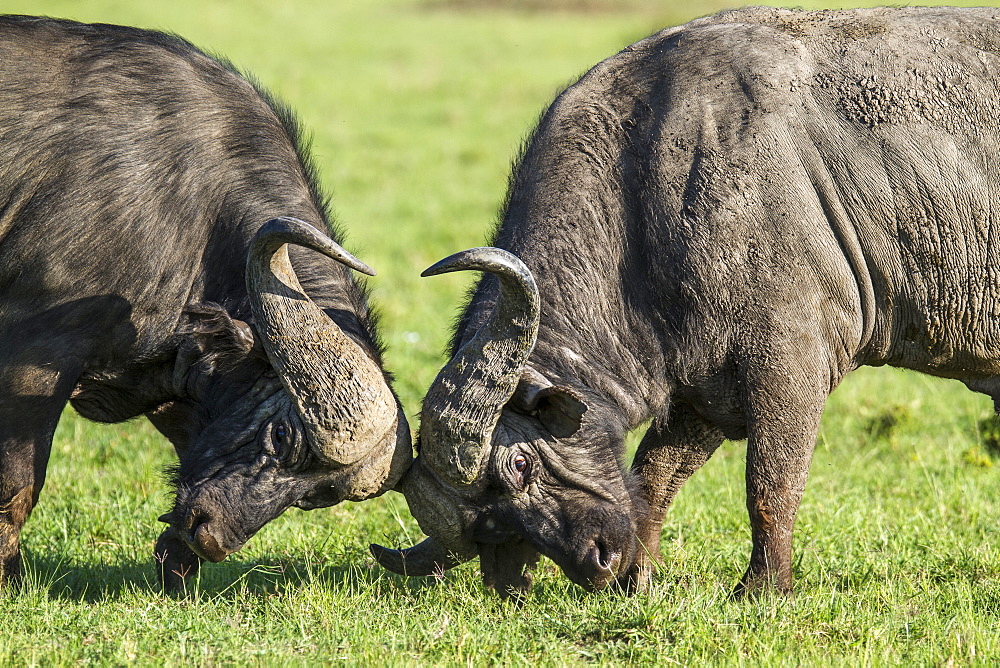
[374,5,1000,597]
[0,16,410,591]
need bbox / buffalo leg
[620,402,724,592]
[0,366,75,588]
[734,368,827,597]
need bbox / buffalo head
[153,217,410,587]
[371,248,642,598]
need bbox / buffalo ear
[183,302,261,366]
[511,369,587,438]
[534,386,587,438]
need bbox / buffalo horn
[369,538,467,576]
[419,247,540,485]
[246,217,398,466]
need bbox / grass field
[3,0,1000,664]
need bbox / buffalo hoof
[731,568,793,600]
[154,528,202,595]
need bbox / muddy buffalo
[374,6,1000,597]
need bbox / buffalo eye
[512,454,530,484]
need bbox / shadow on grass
[978,414,1000,458]
[20,551,448,604]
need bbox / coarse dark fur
[0,15,405,592]
[390,5,1000,597]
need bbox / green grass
[3,0,1000,664]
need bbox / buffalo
[374,6,1000,597]
[0,16,410,591]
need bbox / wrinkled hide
[0,16,409,592]
[376,6,1000,597]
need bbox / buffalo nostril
[182,508,211,535]
[175,507,230,562]
[589,541,622,575]
[193,523,227,562]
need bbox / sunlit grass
[2,0,1000,664]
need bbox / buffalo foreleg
[0,365,75,588]
[620,402,723,592]
[734,362,827,597]
[0,485,34,587]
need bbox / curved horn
[246,216,398,467]
[369,538,468,576]
[419,247,540,485]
